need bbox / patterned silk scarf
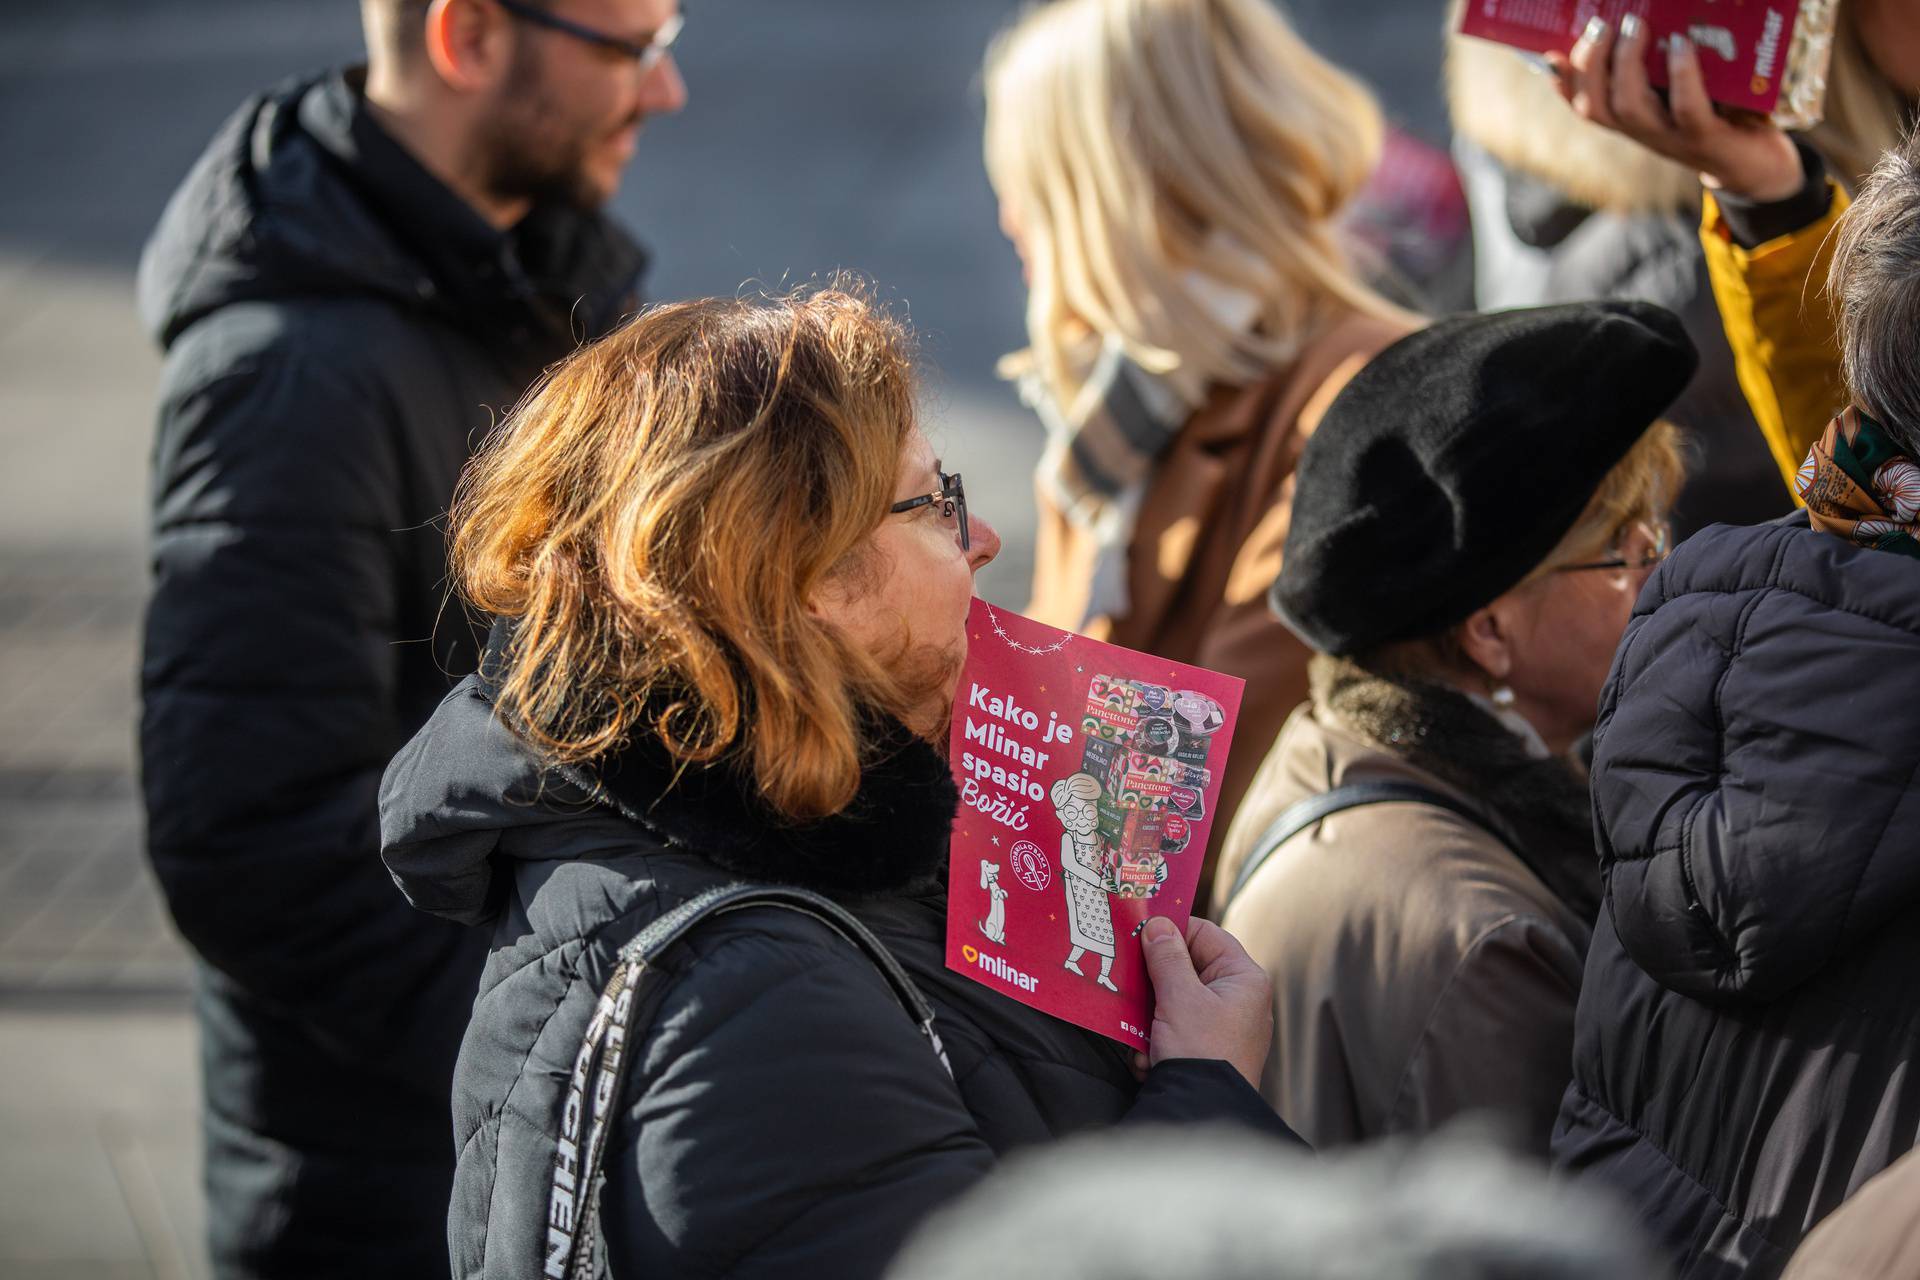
[1795,406,1920,561]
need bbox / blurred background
[0,1,1446,1274]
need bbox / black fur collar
[479,622,959,898]
[574,715,959,898]
[1309,654,1601,922]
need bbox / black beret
[1272,300,1698,656]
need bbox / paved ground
[0,2,1451,1274]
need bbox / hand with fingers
[1545,14,1803,201]
[1131,915,1273,1090]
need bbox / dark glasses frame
[1556,521,1671,574]
[889,471,970,551]
[491,0,683,67]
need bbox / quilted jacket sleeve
[603,927,998,1279]
[598,924,1297,1279]
[141,319,481,1083]
[1592,523,1920,1004]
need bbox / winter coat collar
[476,624,961,899]
[300,70,646,357]
[1308,654,1600,922]
[138,68,646,362]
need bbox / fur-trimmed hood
[1307,654,1601,921]
[1446,23,1699,217]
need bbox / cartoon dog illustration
[978,859,1009,946]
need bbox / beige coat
[1027,310,1414,895]
[1782,1146,1920,1280]
[1211,701,1591,1152]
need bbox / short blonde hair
[451,287,928,822]
[1807,10,1911,192]
[983,0,1404,412]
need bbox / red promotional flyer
[944,598,1245,1050]
[1457,0,1807,116]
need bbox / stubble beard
[478,51,633,212]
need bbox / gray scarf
[1019,268,1267,627]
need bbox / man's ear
[424,0,515,92]
[1455,601,1515,687]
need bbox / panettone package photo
[943,598,1244,1049]
[1457,0,1838,128]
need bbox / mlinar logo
[964,944,1039,992]
[1752,8,1786,91]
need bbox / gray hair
[1830,129,1920,455]
[888,1127,1663,1280]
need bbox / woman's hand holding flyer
[944,598,1246,1050]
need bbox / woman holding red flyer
[377,288,1293,1280]
[982,0,1419,878]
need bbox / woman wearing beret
[982,0,1418,888]
[378,289,1289,1280]
[1209,300,1695,1154]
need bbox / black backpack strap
[547,883,948,1280]
[1223,780,1516,912]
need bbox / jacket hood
[1445,30,1700,218]
[1592,514,1920,1003]
[381,640,961,927]
[138,69,646,354]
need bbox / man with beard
[136,2,683,1274]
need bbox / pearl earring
[1491,685,1516,708]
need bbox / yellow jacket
[1698,184,1850,496]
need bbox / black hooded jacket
[137,69,646,1094]
[1553,514,1920,1278]
[380,654,1293,1280]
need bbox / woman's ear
[805,571,851,622]
[1456,601,1516,687]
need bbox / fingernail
[1582,15,1608,42]
[1619,13,1644,40]
[1670,33,1692,59]
[1143,917,1174,944]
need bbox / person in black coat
[1552,132,1920,1279]
[379,288,1291,1280]
[136,2,682,1273]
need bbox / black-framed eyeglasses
[492,0,684,68]
[890,471,970,551]
[1557,521,1670,574]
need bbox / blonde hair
[983,0,1404,412]
[450,287,933,822]
[1808,10,1911,192]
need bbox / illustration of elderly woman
[1050,772,1119,992]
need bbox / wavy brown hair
[450,288,924,821]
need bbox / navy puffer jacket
[1554,513,1920,1278]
